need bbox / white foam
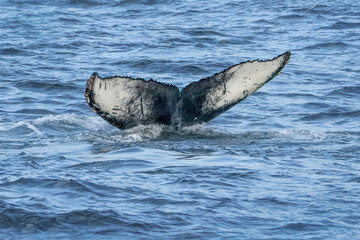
[32,114,110,129]
[9,114,113,135]
[275,129,330,142]
[110,124,164,142]
[181,123,205,132]
[77,124,165,143]
[13,121,44,135]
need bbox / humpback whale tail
[85,51,291,130]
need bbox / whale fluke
[85,51,291,129]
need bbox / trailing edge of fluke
[85,51,291,130]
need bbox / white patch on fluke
[204,53,287,112]
[92,77,138,120]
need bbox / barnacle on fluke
[85,52,291,130]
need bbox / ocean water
[1,0,360,239]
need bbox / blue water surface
[1,0,360,239]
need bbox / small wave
[139,166,258,184]
[14,80,78,91]
[327,21,360,30]
[58,17,81,23]
[302,102,331,109]
[9,114,110,136]
[1,177,92,191]
[346,175,360,183]
[301,42,351,50]
[270,222,325,231]
[13,108,56,115]
[176,65,208,74]
[68,159,154,169]
[0,207,125,232]
[56,209,124,226]
[293,4,334,15]
[185,28,226,37]
[65,0,104,6]
[255,197,295,206]
[301,110,360,121]
[11,121,44,135]
[277,14,305,20]
[278,92,318,98]
[112,59,178,74]
[115,0,171,6]
[0,177,131,198]
[0,48,27,55]
[329,85,360,96]
[131,197,196,206]
[31,114,108,129]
